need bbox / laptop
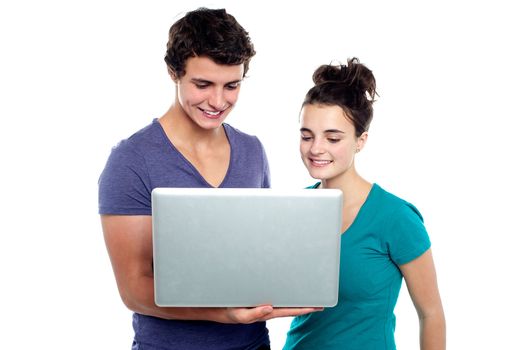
[152,187,342,307]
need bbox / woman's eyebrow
[300,128,345,134]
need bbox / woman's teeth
[205,110,220,116]
[312,159,331,166]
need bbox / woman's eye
[328,138,340,143]
[301,135,312,141]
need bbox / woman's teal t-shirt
[283,183,431,350]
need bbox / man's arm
[101,215,319,323]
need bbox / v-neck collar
[342,183,377,236]
[154,119,233,188]
[311,182,378,236]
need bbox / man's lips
[198,107,226,119]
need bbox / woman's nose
[310,139,325,155]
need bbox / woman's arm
[101,215,317,323]
[399,249,446,350]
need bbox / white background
[1,0,525,349]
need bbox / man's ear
[167,67,178,83]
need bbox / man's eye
[226,83,239,90]
[195,83,209,89]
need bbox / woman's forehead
[300,105,356,133]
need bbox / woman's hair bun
[312,57,377,101]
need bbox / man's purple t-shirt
[98,119,271,349]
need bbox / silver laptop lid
[152,187,342,307]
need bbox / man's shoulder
[110,120,161,156]
[223,123,262,149]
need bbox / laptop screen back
[152,187,342,307]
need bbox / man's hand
[222,305,323,324]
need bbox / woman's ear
[356,132,368,152]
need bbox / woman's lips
[310,159,332,167]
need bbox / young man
[99,8,315,350]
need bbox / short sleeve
[260,141,271,189]
[98,142,152,215]
[387,202,431,265]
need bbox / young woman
[283,58,446,350]
[98,8,314,350]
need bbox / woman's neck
[320,170,371,209]
[320,170,372,233]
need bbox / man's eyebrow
[225,79,242,85]
[190,78,242,85]
[190,78,212,84]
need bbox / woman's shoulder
[306,182,321,189]
[371,184,424,221]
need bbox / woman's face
[299,104,367,182]
[174,56,244,130]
